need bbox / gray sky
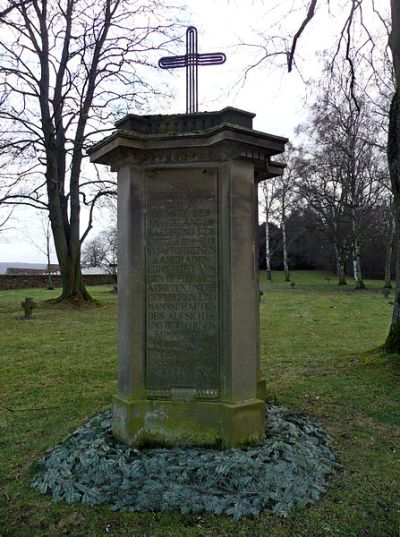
[0,0,390,263]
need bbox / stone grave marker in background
[20,297,37,320]
[90,107,287,447]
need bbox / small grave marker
[383,288,390,299]
[20,297,37,320]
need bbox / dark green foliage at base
[32,405,336,520]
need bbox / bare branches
[0,0,182,297]
[80,188,116,245]
[288,0,318,72]
[296,67,389,270]
[0,0,33,19]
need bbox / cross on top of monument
[158,26,226,114]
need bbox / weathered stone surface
[90,108,287,447]
[20,297,37,320]
[112,396,265,448]
[114,106,255,134]
[145,170,219,397]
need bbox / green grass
[1,272,399,536]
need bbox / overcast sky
[0,0,390,263]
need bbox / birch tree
[277,177,291,282]
[297,146,352,285]
[244,1,400,349]
[298,75,386,288]
[0,0,179,302]
[295,1,400,348]
[260,181,277,281]
[275,145,297,282]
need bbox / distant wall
[0,273,114,291]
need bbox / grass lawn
[0,271,399,536]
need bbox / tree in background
[258,202,396,280]
[288,1,400,349]
[275,145,297,282]
[297,69,387,288]
[382,200,395,288]
[82,227,118,288]
[259,181,277,281]
[297,153,351,285]
[0,0,179,302]
[0,153,16,233]
[245,1,400,348]
[23,213,55,289]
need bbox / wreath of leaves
[32,405,337,520]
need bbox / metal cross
[159,26,226,114]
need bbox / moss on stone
[112,395,265,449]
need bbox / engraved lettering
[145,172,219,395]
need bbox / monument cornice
[89,121,287,179]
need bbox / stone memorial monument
[89,28,287,448]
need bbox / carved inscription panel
[145,169,219,397]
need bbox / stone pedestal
[89,107,287,448]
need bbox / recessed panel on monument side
[145,169,219,400]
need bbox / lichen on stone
[32,405,337,520]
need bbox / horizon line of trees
[258,204,395,285]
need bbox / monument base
[257,377,267,402]
[112,395,265,448]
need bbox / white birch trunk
[265,220,272,280]
[351,213,365,289]
[282,208,290,281]
[334,243,347,285]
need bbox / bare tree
[297,69,387,287]
[259,181,277,281]
[385,1,400,351]
[277,181,291,282]
[275,145,298,282]
[0,153,16,232]
[82,226,118,288]
[245,0,400,350]
[297,144,352,285]
[22,212,55,288]
[0,0,179,302]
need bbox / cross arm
[158,55,188,69]
[197,52,226,65]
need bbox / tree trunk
[46,161,90,303]
[384,1,400,352]
[331,219,347,285]
[352,236,365,289]
[282,222,290,281]
[265,220,272,281]
[384,213,394,289]
[281,204,290,282]
[334,243,347,285]
[383,185,400,352]
[35,3,91,305]
[61,250,89,300]
[46,228,53,290]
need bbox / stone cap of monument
[89,107,288,179]
[114,107,256,133]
